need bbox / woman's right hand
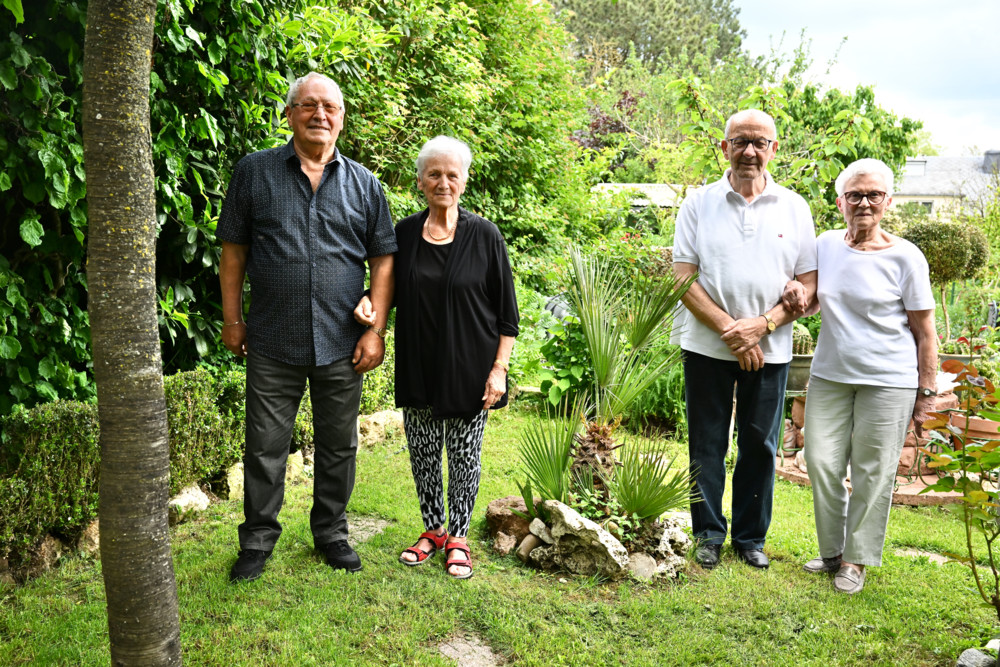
[354,295,375,326]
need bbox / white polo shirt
[673,170,817,364]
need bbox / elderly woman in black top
[355,135,519,579]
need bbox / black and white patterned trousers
[401,407,489,538]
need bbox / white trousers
[803,377,915,566]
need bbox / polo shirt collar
[722,168,775,201]
[281,139,342,166]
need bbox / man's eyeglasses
[292,101,341,115]
[843,191,887,205]
[726,137,775,152]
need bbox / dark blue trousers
[683,350,788,550]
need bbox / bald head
[724,110,777,140]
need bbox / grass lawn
[0,404,996,666]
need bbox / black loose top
[216,141,398,366]
[394,207,520,419]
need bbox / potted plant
[787,322,814,393]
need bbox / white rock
[225,461,244,502]
[168,484,210,525]
[627,553,658,581]
[537,500,629,578]
[529,517,554,544]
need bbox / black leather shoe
[695,543,722,569]
[229,548,273,582]
[319,540,362,572]
[737,548,769,569]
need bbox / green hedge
[0,356,396,563]
[0,401,100,556]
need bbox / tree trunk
[83,1,182,665]
[940,284,951,344]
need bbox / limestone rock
[486,496,532,544]
[286,450,305,483]
[516,534,543,563]
[77,520,100,557]
[226,461,245,502]
[655,515,692,558]
[956,648,996,667]
[493,532,517,556]
[627,553,658,581]
[359,410,404,447]
[168,484,210,526]
[529,517,554,544]
[536,500,629,579]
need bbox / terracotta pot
[950,413,1000,444]
[939,353,981,369]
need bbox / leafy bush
[0,366,300,561]
[0,402,100,557]
[163,369,244,494]
[625,352,687,437]
[539,315,593,407]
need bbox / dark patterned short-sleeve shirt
[217,141,397,366]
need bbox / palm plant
[516,396,583,515]
[566,246,693,482]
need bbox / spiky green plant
[517,396,584,506]
[566,246,693,425]
[602,437,696,522]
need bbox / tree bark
[83,1,182,665]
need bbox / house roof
[590,183,683,207]
[894,152,999,200]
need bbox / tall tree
[82,0,182,664]
[551,0,745,72]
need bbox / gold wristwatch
[762,313,776,335]
[370,325,387,339]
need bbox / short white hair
[834,158,894,197]
[723,109,777,140]
[415,136,472,180]
[286,72,344,110]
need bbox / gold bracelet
[223,320,244,327]
[493,359,509,372]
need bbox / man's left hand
[721,318,766,355]
[352,330,385,373]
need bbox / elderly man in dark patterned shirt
[217,72,397,583]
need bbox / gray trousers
[803,376,915,566]
[239,349,362,551]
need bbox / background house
[893,150,1000,217]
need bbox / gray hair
[723,109,777,140]
[286,72,344,110]
[415,136,472,180]
[834,158,894,197]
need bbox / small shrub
[163,369,243,494]
[539,315,593,406]
[0,402,100,559]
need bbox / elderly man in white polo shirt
[672,109,817,571]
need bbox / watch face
[767,321,776,331]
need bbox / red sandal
[399,531,448,566]
[444,541,473,580]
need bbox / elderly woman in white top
[784,158,937,594]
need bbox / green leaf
[0,61,16,90]
[20,216,44,247]
[38,357,56,379]
[35,380,58,401]
[184,26,203,49]
[207,36,225,65]
[0,171,10,191]
[0,335,21,359]
[2,0,24,24]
